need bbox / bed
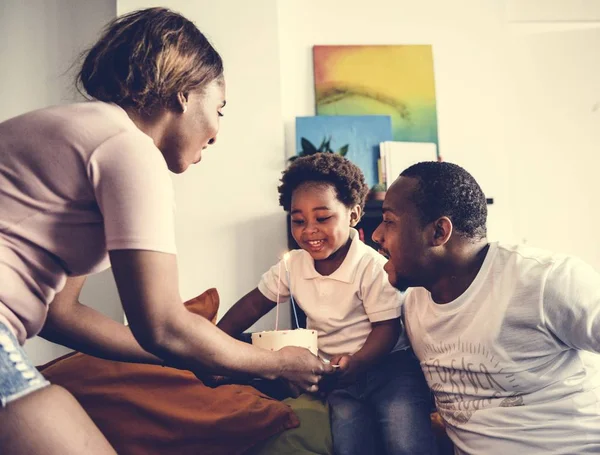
[38,288,453,454]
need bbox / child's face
[290,183,360,262]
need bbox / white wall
[118,0,292,331]
[278,0,600,270]
[0,0,119,365]
[278,0,515,244]
[0,0,116,120]
[507,0,600,22]
[5,0,600,363]
[506,5,600,270]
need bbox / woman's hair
[278,153,369,212]
[77,7,223,113]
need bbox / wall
[278,0,600,270]
[4,0,599,363]
[2,0,291,366]
[506,0,600,22]
[0,0,119,365]
[277,0,515,244]
[0,0,116,121]
[506,2,600,270]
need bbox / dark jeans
[328,349,438,455]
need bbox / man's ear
[429,216,453,246]
[176,92,189,113]
[349,205,362,227]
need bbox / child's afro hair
[278,152,369,212]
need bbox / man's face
[372,177,429,291]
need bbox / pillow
[183,287,219,323]
[39,288,299,455]
[248,394,333,455]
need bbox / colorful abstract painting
[313,45,438,151]
[295,115,392,188]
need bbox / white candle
[283,252,290,282]
[282,252,300,328]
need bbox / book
[379,141,437,186]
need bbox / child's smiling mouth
[306,239,325,251]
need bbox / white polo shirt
[258,228,409,359]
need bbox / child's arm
[331,317,400,380]
[217,288,277,337]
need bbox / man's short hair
[400,161,487,240]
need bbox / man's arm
[543,257,600,352]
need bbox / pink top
[0,102,177,344]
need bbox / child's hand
[329,354,362,387]
[330,353,354,373]
[316,354,365,398]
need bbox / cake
[251,329,318,356]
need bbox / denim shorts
[0,321,50,407]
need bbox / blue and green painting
[295,115,392,188]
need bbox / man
[372,161,600,454]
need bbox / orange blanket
[39,288,299,455]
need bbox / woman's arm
[217,288,276,337]
[109,249,330,387]
[40,275,161,364]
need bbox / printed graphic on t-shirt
[421,339,524,426]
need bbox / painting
[313,45,438,151]
[295,115,392,188]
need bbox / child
[218,153,437,455]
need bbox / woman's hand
[276,346,333,393]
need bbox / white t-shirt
[0,102,176,344]
[258,228,408,359]
[405,242,600,454]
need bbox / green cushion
[248,394,333,455]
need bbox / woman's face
[162,78,226,173]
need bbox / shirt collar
[299,228,363,283]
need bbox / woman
[0,7,330,454]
